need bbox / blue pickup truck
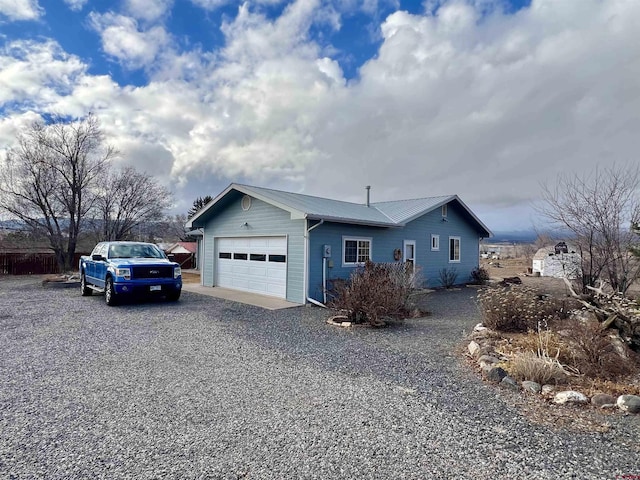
[79,241,182,305]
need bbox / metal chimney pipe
[365,185,371,207]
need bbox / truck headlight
[174,266,182,279]
[116,268,131,280]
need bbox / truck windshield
[109,244,165,259]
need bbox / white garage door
[216,236,287,298]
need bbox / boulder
[553,391,588,405]
[591,393,617,407]
[468,341,480,357]
[478,355,500,365]
[473,323,489,333]
[485,366,508,383]
[501,376,520,391]
[616,395,640,414]
[521,381,541,394]
[541,385,556,395]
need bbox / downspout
[305,219,326,307]
[199,228,205,286]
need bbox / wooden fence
[171,253,196,269]
[1,251,195,275]
[0,252,88,275]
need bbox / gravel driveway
[0,276,638,479]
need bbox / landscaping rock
[477,355,500,365]
[541,385,556,395]
[591,393,617,407]
[485,366,508,383]
[473,323,488,333]
[553,391,588,405]
[616,395,640,414]
[521,381,541,394]
[468,341,480,357]
[500,376,519,391]
[476,346,494,357]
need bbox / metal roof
[187,183,492,236]
[373,196,453,224]
[234,184,396,226]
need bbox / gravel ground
[0,276,638,479]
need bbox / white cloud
[124,0,173,23]
[2,0,640,230]
[0,40,85,108]
[62,0,87,12]
[89,12,171,69]
[0,0,42,21]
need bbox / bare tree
[0,114,117,270]
[537,164,640,294]
[94,166,173,241]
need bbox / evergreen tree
[187,196,213,219]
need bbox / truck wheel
[105,277,118,306]
[80,273,92,296]
[167,289,181,302]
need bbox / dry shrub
[470,266,490,285]
[562,320,636,380]
[508,351,568,385]
[506,330,575,367]
[329,261,418,326]
[438,267,458,288]
[477,285,575,332]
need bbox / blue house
[185,184,492,305]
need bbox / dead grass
[508,351,568,385]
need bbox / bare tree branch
[537,164,640,294]
[0,114,117,270]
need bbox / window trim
[441,204,448,218]
[449,236,461,263]
[342,236,372,267]
[431,234,440,251]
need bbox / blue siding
[201,191,306,304]
[308,201,481,302]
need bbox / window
[233,253,248,260]
[218,252,232,259]
[449,236,460,262]
[441,204,448,218]
[431,234,440,251]
[343,237,372,265]
[250,254,266,261]
[269,254,286,263]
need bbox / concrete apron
[181,284,301,310]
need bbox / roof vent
[365,185,371,207]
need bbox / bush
[508,351,568,385]
[562,320,636,380]
[328,261,418,326]
[477,285,574,332]
[470,266,490,285]
[438,267,458,288]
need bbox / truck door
[93,243,108,288]
[84,243,100,282]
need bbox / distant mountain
[0,219,26,231]
[489,230,537,244]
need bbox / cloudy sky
[1,0,638,231]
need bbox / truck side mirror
[92,254,105,261]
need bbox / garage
[216,236,287,298]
